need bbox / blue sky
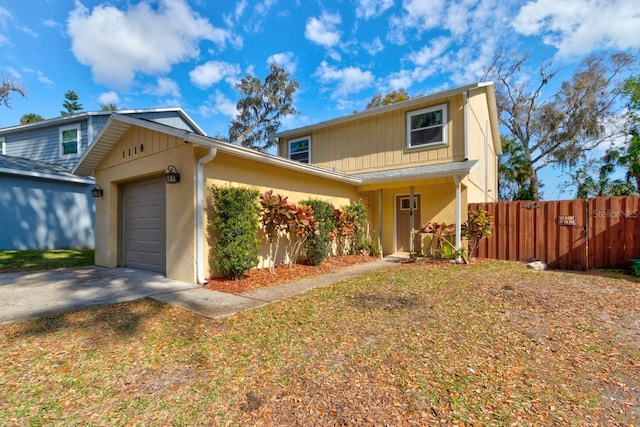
[1,0,639,198]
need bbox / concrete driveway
[0,267,198,325]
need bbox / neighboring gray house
[0,108,206,250]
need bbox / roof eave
[276,82,491,139]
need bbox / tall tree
[366,88,409,110]
[20,113,44,124]
[60,90,83,116]
[483,51,635,200]
[229,63,299,151]
[1,75,25,108]
[606,75,640,191]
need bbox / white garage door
[123,176,166,273]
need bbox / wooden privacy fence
[469,196,640,270]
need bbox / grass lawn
[0,249,94,273]
[1,261,639,425]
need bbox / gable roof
[72,114,362,185]
[0,155,94,184]
[0,107,206,136]
[277,81,501,155]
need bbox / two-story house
[0,108,205,250]
[69,82,500,284]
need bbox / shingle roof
[0,155,94,184]
[354,160,478,184]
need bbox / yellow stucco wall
[202,150,359,276]
[359,178,467,254]
[466,88,498,203]
[93,127,197,283]
[279,94,466,174]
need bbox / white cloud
[145,77,181,97]
[355,0,394,19]
[189,61,240,89]
[388,0,445,44]
[305,11,342,48]
[43,19,59,28]
[407,37,451,66]
[314,61,374,96]
[266,52,298,74]
[36,71,54,86]
[363,37,384,55]
[199,90,237,118]
[0,7,12,45]
[67,0,232,90]
[98,91,120,105]
[513,0,640,58]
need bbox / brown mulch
[205,255,379,294]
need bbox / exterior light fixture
[165,165,180,184]
[90,184,103,198]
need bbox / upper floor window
[289,136,311,163]
[406,104,447,149]
[60,125,81,157]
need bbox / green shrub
[208,185,260,280]
[301,199,335,265]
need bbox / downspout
[463,91,469,160]
[196,147,218,284]
[454,176,462,252]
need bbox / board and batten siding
[280,94,466,174]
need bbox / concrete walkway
[0,259,401,325]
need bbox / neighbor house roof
[0,155,94,184]
[72,114,362,185]
[0,107,206,136]
[277,81,501,155]
[353,160,479,184]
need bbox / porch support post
[378,189,383,257]
[409,186,415,254]
[454,176,462,252]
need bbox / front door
[396,194,421,252]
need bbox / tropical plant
[462,208,494,258]
[259,190,292,272]
[301,199,335,265]
[20,113,44,124]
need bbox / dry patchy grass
[1,261,639,426]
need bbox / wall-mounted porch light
[90,184,103,198]
[165,165,180,184]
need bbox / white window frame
[59,124,81,158]
[406,104,447,150]
[288,136,311,163]
[1,137,5,155]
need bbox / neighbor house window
[60,125,81,156]
[406,104,447,149]
[289,136,311,163]
[1,137,5,155]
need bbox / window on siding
[1,137,5,155]
[406,104,447,149]
[60,125,80,156]
[289,136,311,163]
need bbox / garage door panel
[123,177,166,273]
